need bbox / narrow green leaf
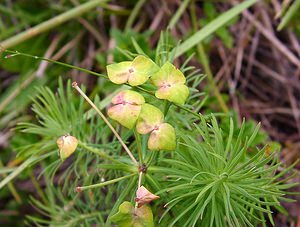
[172,0,257,58]
[277,0,300,31]
[168,0,191,29]
[0,152,54,189]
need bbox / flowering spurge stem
[3,49,108,78]
[76,173,136,192]
[133,128,144,164]
[72,82,139,166]
[78,141,124,165]
[135,171,143,209]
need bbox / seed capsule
[56,134,78,160]
[135,186,160,208]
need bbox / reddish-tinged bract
[108,90,145,129]
[135,186,160,208]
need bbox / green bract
[107,55,159,86]
[108,90,145,129]
[136,104,164,134]
[148,123,176,151]
[151,62,189,105]
[136,104,176,151]
[110,201,154,227]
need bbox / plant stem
[72,82,139,166]
[0,0,109,49]
[2,49,154,96]
[163,100,172,116]
[133,129,143,164]
[0,73,35,114]
[76,173,136,192]
[145,151,157,167]
[2,49,107,78]
[78,141,125,165]
[138,171,143,188]
[135,171,143,209]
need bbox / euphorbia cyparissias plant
[106,55,159,86]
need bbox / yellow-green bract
[56,135,78,160]
[136,104,176,151]
[110,201,154,227]
[151,62,189,105]
[107,90,145,129]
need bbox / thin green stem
[0,0,109,49]
[78,141,124,165]
[163,100,172,116]
[135,171,143,209]
[73,83,139,166]
[138,171,143,188]
[277,0,300,31]
[173,102,201,119]
[145,151,156,167]
[133,129,143,164]
[2,49,107,78]
[2,49,155,96]
[76,173,136,192]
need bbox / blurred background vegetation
[0,0,300,226]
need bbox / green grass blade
[172,0,257,58]
[277,0,300,31]
[0,152,54,189]
[168,0,191,30]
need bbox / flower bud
[56,134,78,160]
